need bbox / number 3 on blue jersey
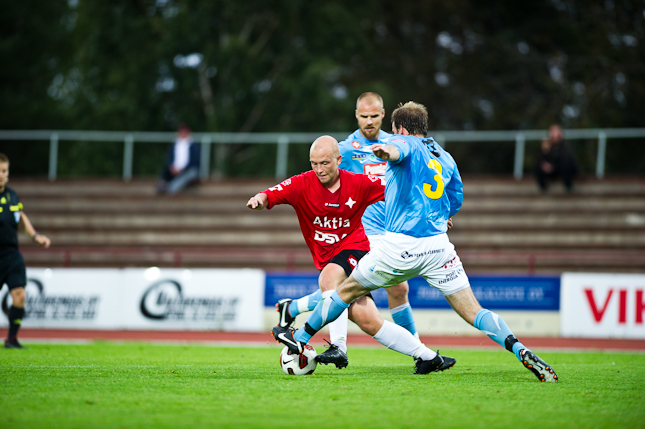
[423,159,444,199]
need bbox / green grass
[0,342,643,429]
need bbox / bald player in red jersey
[247,136,444,370]
[259,163,382,270]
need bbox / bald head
[310,136,341,188]
[310,135,340,158]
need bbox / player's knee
[10,287,26,307]
[387,282,409,301]
[351,309,383,336]
[338,279,367,303]
[318,263,346,292]
[358,319,382,336]
[318,281,337,293]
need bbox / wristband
[31,232,40,242]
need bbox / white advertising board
[561,272,645,339]
[121,268,265,331]
[0,268,265,332]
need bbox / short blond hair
[356,92,384,110]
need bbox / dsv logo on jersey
[314,230,349,244]
[140,279,239,322]
[1,278,100,321]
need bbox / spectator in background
[156,123,201,194]
[535,124,578,193]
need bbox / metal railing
[1,128,644,181]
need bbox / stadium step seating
[17,177,645,274]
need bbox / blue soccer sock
[390,302,418,338]
[474,309,527,361]
[294,291,350,344]
[288,289,322,318]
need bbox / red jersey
[262,169,384,270]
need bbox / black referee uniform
[0,187,27,346]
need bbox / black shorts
[0,250,26,290]
[323,249,374,301]
[328,249,369,278]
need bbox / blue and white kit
[353,134,470,295]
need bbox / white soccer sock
[295,296,311,314]
[322,290,348,353]
[373,320,437,361]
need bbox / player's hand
[447,217,453,229]
[372,144,400,162]
[246,193,267,210]
[371,144,392,160]
[34,234,51,248]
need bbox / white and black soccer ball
[279,344,317,375]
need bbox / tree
[1,0,643,176]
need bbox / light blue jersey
[383,135,463,237]
[338,129,391,236]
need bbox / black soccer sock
[7,306,25,342]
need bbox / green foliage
[0,142,50,177]
[1,1,644,177]
[1,343,644,428]
[56,142,122,177]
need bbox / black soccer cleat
[275,298,295,328]
[315,340,349,369]
[272,325,303,354]
[413,352,456,375]
[520,349,558,382]
[4,339,26,349]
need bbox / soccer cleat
[4,339,26,349]
[520,349,558,382]
[315,340,349,369]
[272,326,303,354]
[275,298,295,328]
[413,352,456,375]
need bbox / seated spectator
[156,123,201,194]
[535,124,578,193]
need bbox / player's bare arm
[371,144,400,162]
[19,212,51,248]
[246,192,269,210]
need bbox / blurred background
[0,0,644,274]
[1,0,644,177]
[0,0,643,339]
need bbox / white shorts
[367,234,385,251]
[354,232,470,296]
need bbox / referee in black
[0,153,51,349]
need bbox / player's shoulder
[338,130,361,145]
[339,169,361,181]
[424,137,457,164]
[4,187,18,199]
[377,130,392,142]
[270,172,308,189]
[291,171,314,183]
[341,169,379,184]
[386,134,412,147]
[338,130,363,152]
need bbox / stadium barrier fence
[2,128,645,180]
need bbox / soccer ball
[279,344,317,375]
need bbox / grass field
[1,342,643,429]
